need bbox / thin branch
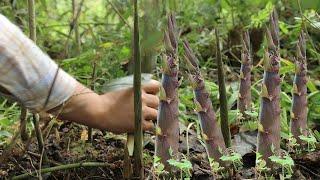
[12,162,109,180]
[106,0,131,29]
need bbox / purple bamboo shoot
[155,14,179,170]
[183,40,226,164]
[238,31,252,120]
[291,31,308,144]
[257,10,281,166]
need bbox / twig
[106,0,131,29]
[32,114,48,163]
[87,59,97,143]
[63,0,85,58]
[28,0,36,42]
[27,151,61,166]
[19,107,29,141]
[12,162,109,180]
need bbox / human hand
[98,79,160,133]
[52,80,160,134]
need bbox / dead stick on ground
[12,162,109,180]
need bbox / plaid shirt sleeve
[0,14,77,112]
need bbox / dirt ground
[0,122,320,179]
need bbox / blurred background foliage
[0,0,319,143]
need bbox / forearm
[48,82,108,130]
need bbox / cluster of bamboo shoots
[155,14,228,171]
[236,10,309,167]
[155,9,309,173]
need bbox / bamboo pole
[133,0,143,179]
[20,0,37,142]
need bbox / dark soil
[0,121,319,179]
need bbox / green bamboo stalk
[20,107,29,141]
[291,31,308,144]
[257,9,281,166]
[133,0,143,178]
[155,13,180,170]
[28,0,36,42]
[87,60,96,143]
[141,0,161,73]
[12,162,108,180]
[215,29,231,148]
[20,0,37,142]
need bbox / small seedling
[220,149,243,171]
[255,152,271,179]
[153,156,167,176]
[209,158,225,178]
[299,130,317,152]
[167,156,192,179]
[281,132,299,153]
[269,151,294,180]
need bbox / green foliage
[220,150,243,170]
[167,157,192,179]
[208,158,224,176]
[249,2,274,28]
[281,132,299,153]
[269,152,294,180]
[153,156,167,175]
[255,152,270,179]
[299,130,318,152]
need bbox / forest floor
[1,122,320,179]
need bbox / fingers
[142,93,159,109]
[143,106,157,121]
[143,120,154,131]
[142,79,160,94]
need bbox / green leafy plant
[281,132,299,153]
[220,150,243,171]
[249,2,274,28]
[255,152,270,179]
[153,156,167,176]
[269,151,294,180]
[299,130,317,152]
[208,158,224,178]
[167,157,192,179]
